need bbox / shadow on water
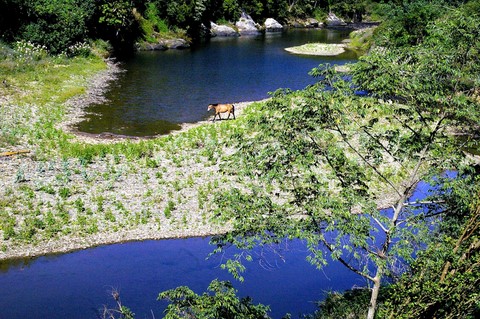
[75,29,357,137]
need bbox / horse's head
[207,104,218,111]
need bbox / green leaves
[20,0,96,53]
[159,279,271,319]
[210,3,480,315]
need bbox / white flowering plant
[13,40,49,62]
[65,42,92,58]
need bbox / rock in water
[264,18,283,32]
[236,11,261,35]
[210,22,239,37]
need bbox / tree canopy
[208,0,480,318]
[0,0,370,54]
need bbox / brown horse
[207,103,236,122]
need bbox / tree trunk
[367,268,382,319]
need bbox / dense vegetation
[0,0,370,54]
[206,0,480,318]
[1,0,479,318]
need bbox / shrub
[13,40,48,63]
[19,0,95,54]
[65,42,92,58]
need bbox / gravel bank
[0,60,256,261]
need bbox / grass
[0,41,247,259]
[0,44,106,155]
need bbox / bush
[65,42,92,58]
[18,0,96,54]
[13,40,48,63]
[145,3,169,34]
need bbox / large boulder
[235,11,261,35]
[210,22,239,37]
[325,12,347,26]
[264,18,283,32]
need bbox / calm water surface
[76,29,356,136]
[0,238,362,319]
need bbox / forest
[0,0,479,318]
[0,0,368,53]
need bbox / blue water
[76,29,356,136]
[0,176,448,318]
[0,238,362,319]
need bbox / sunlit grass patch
[285,43,346,56]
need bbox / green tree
[96,0,139,52]
[379,197,480,318]
[159,279,271,319]
[223,0,241,21]
[18,0,95,53]
[210,1,480,318]
[372,0,448,47]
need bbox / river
[0,178,439,319]
[0,238,366,319]
[75,28,357,136]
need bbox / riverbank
[1,55,258,261]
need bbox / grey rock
[162,39,190,49]
[235,11,261,35]
[325,12,347,26]
[305,18,320,28]
[264,18,283,32]
[210,22,239,37]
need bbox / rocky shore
[0,60,257,262]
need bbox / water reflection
[76,29,356,137]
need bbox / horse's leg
[227,112,231,120]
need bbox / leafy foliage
[159,279,271,319]
[379,201,480,318]
[18,0,95,54]
[210,1,480,318]
[307,289,374,319]
[372,0,446,47]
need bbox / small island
[284,43,346,56]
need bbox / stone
[235,11,261,35]
[264,18,283,32]
[210,22,239,37]
[152,43,168,51]
[162,39,190,49]
[305,18,320,28]
[325,12,347,27]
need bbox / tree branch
[334,123,402,197]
